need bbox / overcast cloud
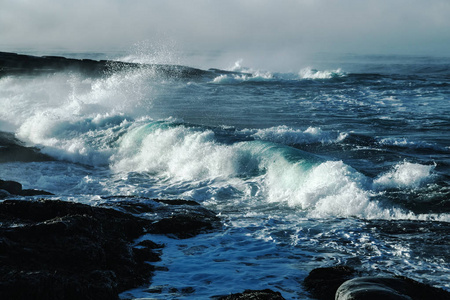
[1,0,449,70]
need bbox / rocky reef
[0,51,226,79]
[303,265,450,300]
[0,131,53,164]
[0,197,220,299]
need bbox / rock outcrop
[0,51,210,78]
[0,179,54,198]
[0,197,221,299]
[335,276,450,300]
[303,265,357,300]
[0,131,53,163]
[100,197,222,239]
[303,266,450,300]
[0,199,158,300]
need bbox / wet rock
[153,198,201,206]
[0,189,10,198]
[0,179,22,195]
[100,197,221,239]
[214,289,286,300]
[0,131,53,163]
[149,209,221,239]
[0,179,54,198]
[0,51,210,78]
[303,265,357,300]
[0,197,224,299]
[18,189,55,196]
[0,199,159,300]
[136,239,164,249]
[335,276,450,300]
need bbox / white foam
[299,67,345,79]
[1,68,161,165]
[211,60,346,83]
[210,59,275,83]
[245,125,347,145]
[373,161,436,189]
[110,122,449,221]
[262,159,383,218]
[379,137,446,151]
[111,123,261,181]
[211,71,274,84]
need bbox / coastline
[1,100,449,299]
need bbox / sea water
[0,52,449,299]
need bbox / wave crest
[373,161,436,189]
[244,125,347,145]
[299,67,345,79]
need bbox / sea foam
[245,125,347,145]
[373,161,436,189]
[299,67,345,79]
[110,122,444,221]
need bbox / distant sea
[1,51,449,299]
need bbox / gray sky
[1,0,449,70]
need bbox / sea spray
[1,52,449,298]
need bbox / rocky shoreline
[2,195,449,299]
[1,99,449,299]
[0,197,221,300]
[0,51,209,78]
[0,51,247,79]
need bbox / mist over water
[1,0,450,297]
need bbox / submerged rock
[0,131,53,163]
[0,179,54,198]
[0,199,159,300]
[335,276,450,300]
[303,265,357,300]
[0,179,22,195]
[214,289,286,300]
[150,213,220,239]
[304,266,450,300]
[0,197,223,299]
[100,197,222,239]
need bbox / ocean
[0,52,449,299]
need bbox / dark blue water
[0,53,449,298]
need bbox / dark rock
[0,199,159,300]
[214,289,286,300]
[335,276,450,300]
[100,197,221,239]
[100,197,157,214]
[136,239,164,249]
[150,212,220,239]
[0,131,54,163]
[0,197,223,299]
[0,179,22,195]
[0,179,54,197]
[303,265,357,300]
[0,51,211,78]
[153,198,201,206]
[0,189,10,198]
[20,189,55,196]
[132,247,161,263]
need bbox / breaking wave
[0,56,447,223]
[210,60,346,83]
[299,67,346,79]
[110,121,448,221]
